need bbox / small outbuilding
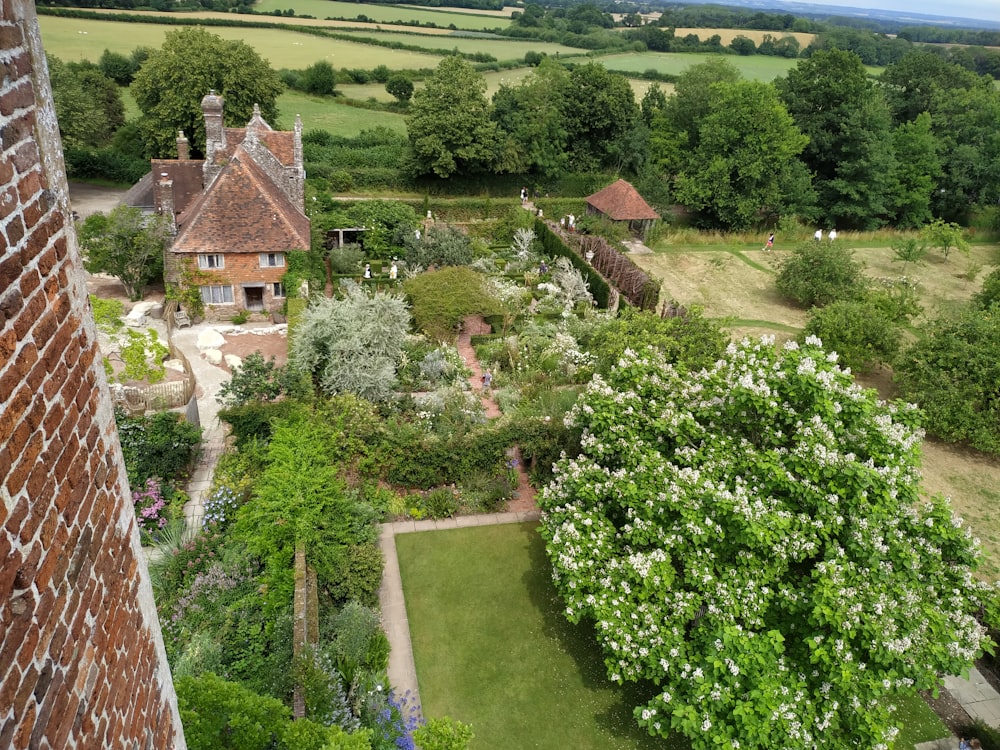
[585,179,660,237]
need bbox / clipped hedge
[534,219,611,308]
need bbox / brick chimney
[176,130,190,160]
[201,90,225,186]
[154,172,176,233]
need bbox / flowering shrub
[133,478,170,536]
[202,485,242,530]
[540,336,997,750]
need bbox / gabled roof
[586,179,660,221]
[172,147,309,254]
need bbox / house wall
[0,3,186,747]
[194,252,288,314]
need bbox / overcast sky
[793,0,997,23]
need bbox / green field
[255,0,514,30]
[598,51,801,81]
[278,89,406,135]
[337,29,585,61]
[38,15,443,69]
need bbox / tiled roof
[215,128,296,167]
[172,147,309,254]
[150,160,205,216]
[586,179,660,221]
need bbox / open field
[278,89,407,135]
[333,29,585,60]
[600,51,799,80]
[635,238,1000,579]
[672,27,816,47]
[255,0,514,29]
[37,14,443,68]
[397,523,682,750]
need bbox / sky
[788,0,997,24]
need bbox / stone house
[585,178,660,237]
[150,92,309,317]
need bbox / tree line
[407,48,1000,230]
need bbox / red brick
[15,624,39,673]
[42,361,68,403]
[20,194,43,231]
[16,168,41,204]
[18,266,40,298]
[0,535,21,598]
[0,327,16,364]
[5,212,25,246]
[12,290,43,338]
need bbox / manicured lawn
[396,523,679,750]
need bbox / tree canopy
[77,205,171,301]
[541,337,993,750]
[406,56,500,178]
[131,28,283,158]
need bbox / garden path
[455,315,537,513]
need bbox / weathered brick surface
[0,3,187,748]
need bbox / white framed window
[198,253,224,270]
[272,282,286,298]
[259,252,285,268]
[199,285,233,304]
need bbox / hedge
[534,218,611,309]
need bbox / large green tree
[406,56,500,178]
[929,86,1000,223]
[880,49,989,125]
[77,205,171,301]
[491,58,571,178]
[131,28,283,158]
[777,49,899,230]
[672,80,811,229]
[890,112,941,228]
[48,57,124,149]
[540,338,994,750]
[560,62,641,173]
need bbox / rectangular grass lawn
[396,523,676,750]
[396,523,950,750]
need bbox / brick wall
[189,251,287,314]
[0,2,187,748]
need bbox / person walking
[363,263,372,279]
[763,232,775,251]
[389,261,398,281]
[814,228,823,241]
[828,228,838,242]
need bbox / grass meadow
[37,14,444,69]
[277,89,407,135]
[254,0,515,29]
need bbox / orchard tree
[540,338,995,750]
[673,80,811,229]
[78,205,171,301]
[132,28,283,158]
[406,56,500,178]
